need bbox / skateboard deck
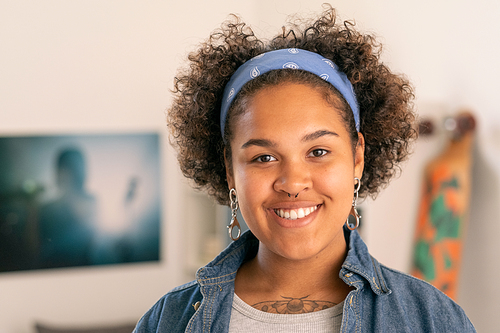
[411,112,476,301]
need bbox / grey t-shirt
[228,293,343,332]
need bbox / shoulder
[380,263,455,302]
[377,263,476,331]
[133,280,202,333]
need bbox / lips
[274,205,319,220]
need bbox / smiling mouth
[274,205,319,220]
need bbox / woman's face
[226,83,364,261]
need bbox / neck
[235,231,352,306]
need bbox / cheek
[234,167,267,203]
[232,166,273,225]
[314,162,355,202]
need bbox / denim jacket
[134,228,475,332]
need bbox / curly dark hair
[168,5,417,205]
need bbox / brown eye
[309,149,328,157]
[256,155,276,163]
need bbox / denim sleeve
[378,266,477,332]
[134,281,202,333]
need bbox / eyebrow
[302,130,339,142]
[241,130,338,149]
[241,138,276,149]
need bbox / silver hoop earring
[346,177,362,230]
[228,188,241,241]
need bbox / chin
[272,239,325,261]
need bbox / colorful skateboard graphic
[411,113,476,301]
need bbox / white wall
[0,1,257,332]
[1,1,499,332]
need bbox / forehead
[233,83,348,142]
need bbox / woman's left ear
[224,147,235,189]
[354,132,365,179]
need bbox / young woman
[134,6,475,332]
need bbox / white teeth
[275,206,318,220]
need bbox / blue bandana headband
[220,48,360,137]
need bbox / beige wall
[258,2,500,331]
[1,1,499,332]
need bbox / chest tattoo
[251,295,337,314]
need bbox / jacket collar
[195,231,258,286]
[341,226,391,295]
[196,227,391,295]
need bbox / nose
[273,160,312,197]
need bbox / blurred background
[0,134,161,272]
[1,0,499,332]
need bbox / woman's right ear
[224,147,235,189]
